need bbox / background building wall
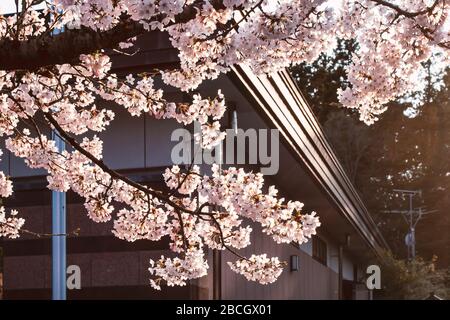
[1,73,370,300]
[221,224,339,300]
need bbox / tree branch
[0,19,145,71]
[370,0,441,18]
[0,0,229,71]
[43,111,201,216]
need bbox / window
[312,236,327,266]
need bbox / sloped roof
[230,64,389,257]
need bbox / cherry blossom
[0,149,23,238]
[228,254,285,285]
[149,249,209,290]
[0,207,24,239]
[0,172,13,198]
[1,0,449,288]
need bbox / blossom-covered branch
[2,1,450,122]
[0,51,319,287]
[1,0,449,288]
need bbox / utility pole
[383,190,436,261]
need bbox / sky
[1,0,46,14]
[1,1,20,14]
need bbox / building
[0,32,388,300]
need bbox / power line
[382,190,437,261]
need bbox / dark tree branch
[370,0,441,18]
[0,220,80,238]
[0,0,229,71]
[0,19,146,71]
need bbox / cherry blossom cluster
[228,254,285,285]
[1,45,319,284]
[0,0,450,124]
[0,156,13,198]
[2,60,308,286]
[139,164,320,287]
[336,1,450,124]
[163,165,202,195]
[0,52,226,148]
[149,249,209,290]
[199,165,321,245]
[0,207,24,239]
[3,1,450,122]
[0,1,46,40]
[65,1,450,122]
[160,0,450,123]
[0,149,23,238]
[2,0,449,288]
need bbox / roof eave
[229,64,390,257]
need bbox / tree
[0,0,449,289]
[292,40,450,267]
[373,250,449,300]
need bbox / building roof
[230,64,389,257]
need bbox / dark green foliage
[374,251,448,300]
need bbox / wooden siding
[221,223,339,300]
